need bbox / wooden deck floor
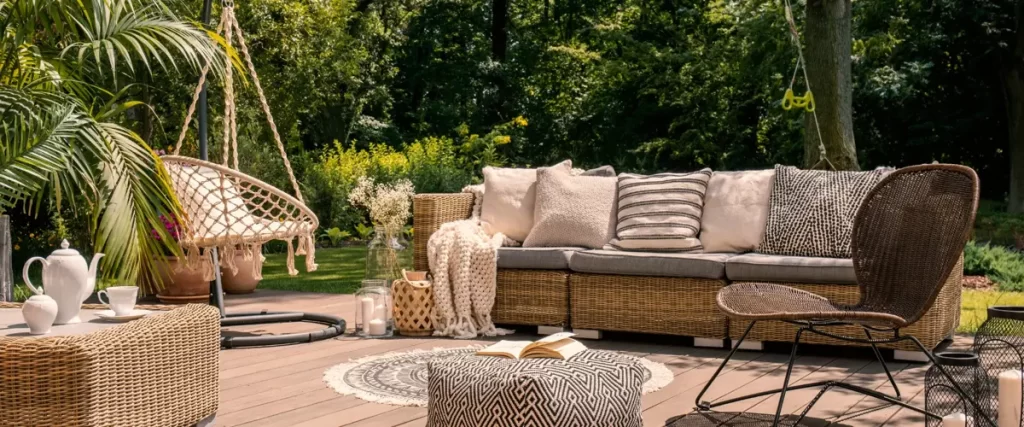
[218,290,940,427]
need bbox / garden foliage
[965,241,1024,292]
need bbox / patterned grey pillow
[758,165,889,258]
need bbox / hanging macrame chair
[162,2,318,282]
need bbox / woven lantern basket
[392,270,434,336]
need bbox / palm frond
[91,121,183,292]
[61,0,229,81]
[0,103,85,208]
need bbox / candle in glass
[942,413,969,427]
[1000,370,1023,427]
[368,319,386,336]
[360,297,375,331]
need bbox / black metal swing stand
[693,320,997,427]
[209,250,345,349]
[194,0,345,350]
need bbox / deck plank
[212,291,934,427]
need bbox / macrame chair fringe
[163,4,317,281]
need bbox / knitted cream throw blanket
[427,220,514,339]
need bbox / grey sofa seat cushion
[725,253,857,285]
[497,247,580,270]
[568,250,732,279]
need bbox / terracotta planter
[155,257,210,304]
[221,253,263,294]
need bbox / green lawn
[258,246,412,294]
[960,289,1024,333]
[258,247,369,294]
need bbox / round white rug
[323,346,674,407]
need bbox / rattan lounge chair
[694,164,992,426]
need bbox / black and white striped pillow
[605,169,712,252]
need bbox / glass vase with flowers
[348,177,414,283]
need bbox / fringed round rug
[323,346,674,407]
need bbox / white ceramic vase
[22,294,58,334]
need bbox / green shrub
[304,133,495,233]
[964,241,1024,291]
[973,200,1024,249]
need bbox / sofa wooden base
[537,325,568,335]
[571,273,728,339]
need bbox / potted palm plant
[152,214,209,303]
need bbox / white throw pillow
[523,166,618,249]
[480,160,572,242]
[700,170,775,253]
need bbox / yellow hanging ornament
[782,88,815,112]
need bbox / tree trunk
[1005,0,1024,213]
[491,0,508,61]
[1008,70,1024,213]
[802,0,859,170]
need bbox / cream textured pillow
[700,170,775,253]
[523,167,618,249]
[480,160,571,242]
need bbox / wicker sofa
[412,193,962,354]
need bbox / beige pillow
[523,167,618,249]
[480,160,571,242]
[699,170,775,253]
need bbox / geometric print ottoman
[426,350,644,427]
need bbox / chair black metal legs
[772,327,805,426]
[695,321,756,411]
[863,327,901,399]
[694,323,997,427]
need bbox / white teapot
[22,240,104,325]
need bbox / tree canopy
[153,0,1015,200]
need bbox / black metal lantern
[925,352,993,426]
[974,306,1024,427]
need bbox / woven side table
[427,350,644,427]
[0,304,220,427]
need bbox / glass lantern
[354,280,393,338]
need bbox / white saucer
[95,309,151,322]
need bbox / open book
[476,332,587,360]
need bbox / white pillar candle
[375,303,386,321]
[943,413,970,427]
[1000,370,1023,427]
[360,297,375,331]
[368,319,386,336]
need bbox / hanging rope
[781,0,834,171]
[172,3,305,202]
[173,14,229,156]
[222,4,235,168]
[228,9,305,203]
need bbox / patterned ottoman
[426,350,644,427]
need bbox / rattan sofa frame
[412,169,964,353]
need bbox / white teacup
[98,286,138,316]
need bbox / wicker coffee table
[0,303,219,427]
[427,350,645,427]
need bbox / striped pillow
[605,169,712,252]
